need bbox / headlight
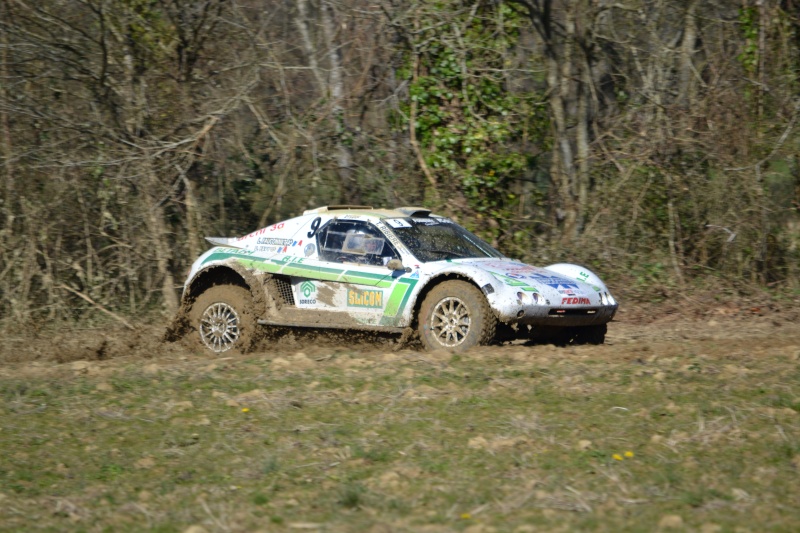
[518,291,543,305]
[600,292,615,306]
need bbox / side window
[317,221,398,266]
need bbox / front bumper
[495,303,618,327]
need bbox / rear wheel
[418,281,496,351]
[190,285,256,353]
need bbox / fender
[402,263,502,324]
[183,256,270,318]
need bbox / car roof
[302,205,434,219]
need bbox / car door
[310,219,401,326]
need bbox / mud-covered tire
[190,285,257,353]
[418,280,496,351]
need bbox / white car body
[180,206,618,351]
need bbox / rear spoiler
[304,205,374,215]
[205,237,242,247]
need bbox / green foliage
[737,6,759,75]
[400,1,547,240]
[116,0,178,65]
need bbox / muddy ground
[2,294,798,377]
[2,294,799,532]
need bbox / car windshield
[385,217,504,263]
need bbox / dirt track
[2,297,798,378]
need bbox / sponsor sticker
[257,237,293,246]
[562,297,590,305]
[375,221,407,252]
[304,243,316,257]
[276,256,305,265]
[237,223,286,241]
[492,272,539,292]
[299,280,317,305]
[526,273,583,295]
[385,218,412,228]
[554,284,579,295]
[347,289,383,308]
[215,247,254,255]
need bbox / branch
[57,284,135,330]
[725,98,800,172]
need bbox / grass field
[1,314,799,532]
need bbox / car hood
[448,258,599,297]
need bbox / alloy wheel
[429,297,471,347]
[199,302,241,352]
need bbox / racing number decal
[307,217,322,238]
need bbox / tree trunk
[677,1,698,108]
[144,154,179,314]
[296,0,358,204]
[1,0,14,238]
[321,1,358,204]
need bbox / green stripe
[279,264,319,277]
[204,251,391,287]
[343,270,386,280]
[320,265,345,275]
[202,251,257,265]
[381,278,418,325]
[343,274,394,287]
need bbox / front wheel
[190,285,256,353]
[418,280,496,351]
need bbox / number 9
[307,217,321,238]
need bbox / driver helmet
[344,226,386,263]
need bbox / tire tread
[418,280,497,351]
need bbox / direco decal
[299,281,317,304]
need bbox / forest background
[1,0,798,326]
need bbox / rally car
[176,205,618,352]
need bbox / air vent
[272,276,295,306]
[548,308,599,316]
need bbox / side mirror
[386,259,410,272]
